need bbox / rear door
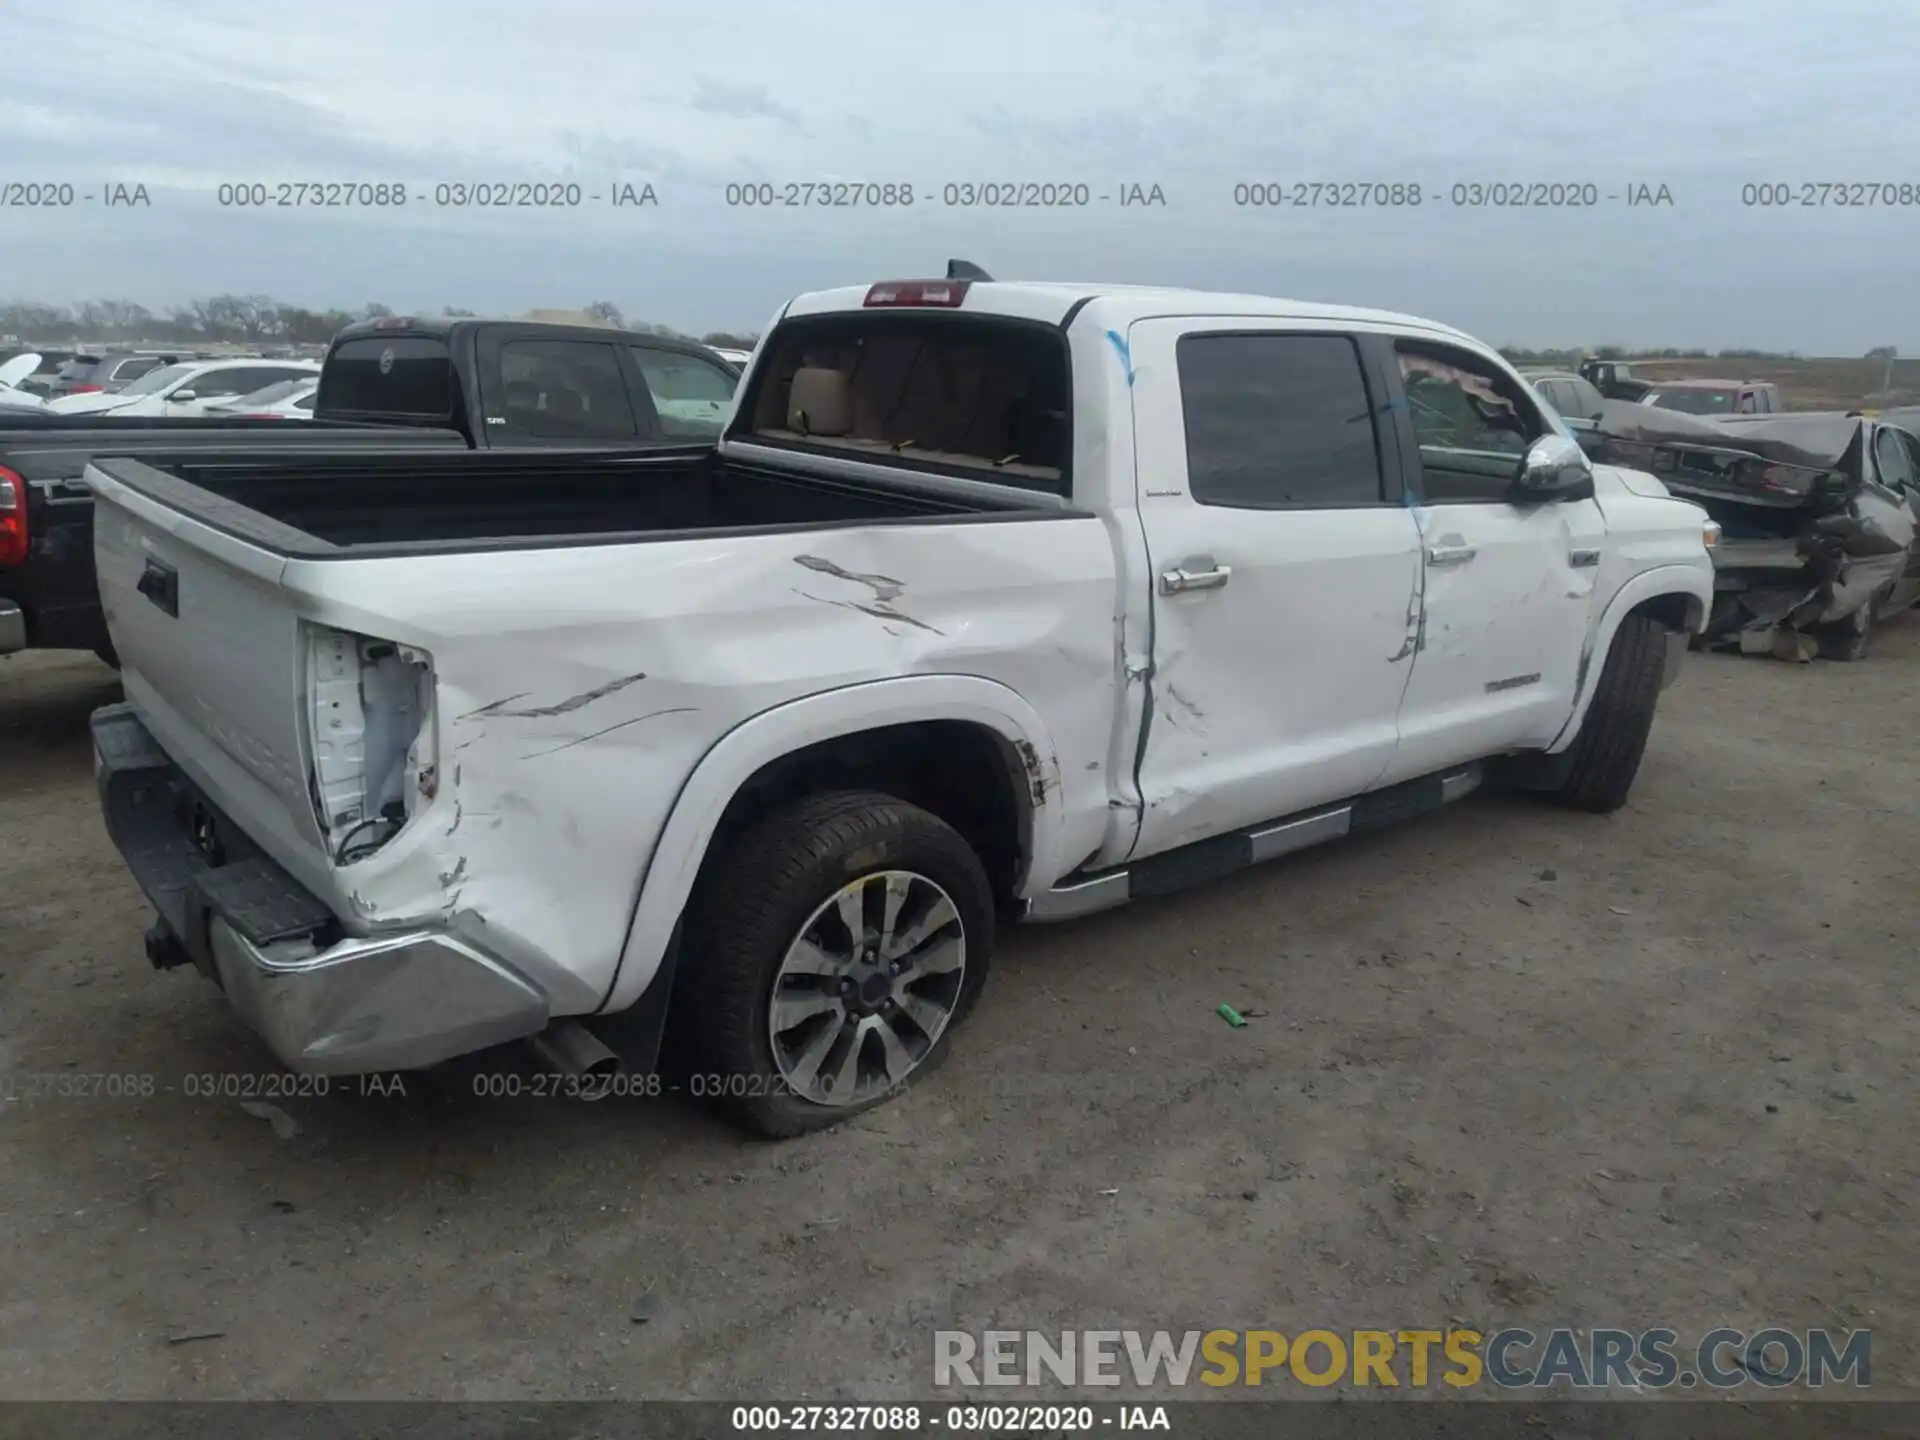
[1124,321,1423,859]
[1379,339,1605,782]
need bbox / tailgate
[88,459,333,896]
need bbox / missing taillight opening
[304,624,437,864]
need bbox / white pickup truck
[87,276,1716,1136]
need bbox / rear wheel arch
[600,677,1064,1016]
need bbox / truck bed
[88,447,1056,557]
[1,422,471,655]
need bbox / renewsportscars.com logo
[933,1328,1871,1391]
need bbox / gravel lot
[1,632,1915,1402]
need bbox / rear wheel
[1543,611,1668,814]
[674,790,994,1138]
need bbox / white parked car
[47,358,321,417]
[204,377,319,418]
[86,275,1716,1138]
[0,353,47,410]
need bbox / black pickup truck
[0,318,741,661]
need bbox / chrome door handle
[1159,565,1232,595]
[1426,544,1477,567]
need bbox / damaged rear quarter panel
[279,516,1119,1013]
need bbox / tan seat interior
[749,326,1067,487]
[787,367,852,437]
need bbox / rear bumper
[0,600,22,654]
[91,701,549,1073]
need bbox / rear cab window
[730,313,1072,494]
[318,337,457,422]
[1175,333,1387,508]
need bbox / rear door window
[1176,333,1386,508]
[319,337,455,419]
[487,339,641,442]
[190,366,308,400]
[110,356,165,384]
[1566,377,1606,418]
[1873,427,1916,491]
[630,346,737,440]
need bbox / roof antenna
[946,259,992,281]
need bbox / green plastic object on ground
[1217,1002,1247,1028]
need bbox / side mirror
[168,389,197,404]
[1510,433,1595,504]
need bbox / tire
[673,790,994,1139]
[1816,606,1872,662]
[1545,611,1668,814]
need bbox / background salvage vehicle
[204,376,320,418]
[0,352,47,411]
[1522,369,1608,453]
[0,317,742,663]
[1579,358,1653,402]
[1591,404,1920,660]
[45,357,322,417]
[86,275,1715,1137]
[1638,378,1782,417]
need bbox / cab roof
[780,280,1478,344]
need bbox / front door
[1125,321,1424,860]
[1379,339,1606,784]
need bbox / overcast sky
[2,0,1915,351]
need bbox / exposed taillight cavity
[0,466,28,567]
[71,384,103,394]
[303,624,437,865]
[864,280,971,308]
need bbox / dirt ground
[1,630,1916,1403]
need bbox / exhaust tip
[527,1020,622,1102]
